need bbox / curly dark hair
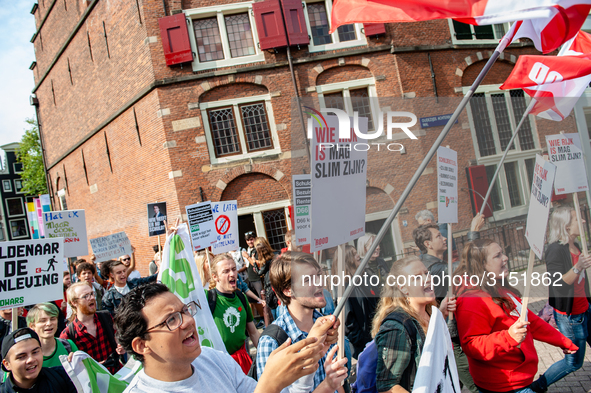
[76,262,96,276]
[114,282,170,363]
[99,259,120,280]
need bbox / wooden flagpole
[519,250,536,322]
[337,244,345,360]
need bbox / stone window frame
[447,20,511,46]
[464,84,541,221]
[185,2,266,72]
[302,0,367,53]
[200,94,281,165]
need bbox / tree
[16,118,48,196]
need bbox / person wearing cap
[0,309,26,344]
[0,327,76,392]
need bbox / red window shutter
[363,23,386,37]
[282,0,309,46]
[158,13,193,66]
[466,165,493,218]
[253,0,288,50]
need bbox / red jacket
[456,287,577,392]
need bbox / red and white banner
[330,0,591,39]
[501,31,591,120]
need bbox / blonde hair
[66,282,93,319]
[194,250,215,289]
[548,206,574,245]
[371,255,433,336]
[357,233,376,259]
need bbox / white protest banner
[293,174,311,246]
[159,224,227,352]
[185,201,216,251]
[43,210,88,257]
[147,202,167,237]
[0,238,64,309]
[89,232,132,263]
[437,147,458,224]
[310,115,368,252]
[211,200,239,254]
[413,306,461,393]
[546,133,589,194]
[525,155,557,259]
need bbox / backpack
[246,324,289,380]
[351,311,419,393]
[262,272,279,310]
[207,288,248,315]
[57,338,73,353]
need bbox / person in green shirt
[26,302,77,368]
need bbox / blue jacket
[102,274,157,315]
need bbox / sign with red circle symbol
[215,215,230,235]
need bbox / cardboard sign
[89,232,131,263]
[147,202,167,237]
[525,155,557,259]
[546,133,589,194]
[43,210,88,257]
[310,115,368,252]
[437,147,458,224]
[211,201,239,254]
[0,238,64,309]
[293,174,311,246]
[185,201,216,251]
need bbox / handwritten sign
[211,201,239,254]
[525,155,556,259]
[89,232,131,262]
[147,202,167,237]
[437,147,458,224]
[42,210,88,257]
[293,174,311,246]
[0,238,64,309]
[310,115,367,252]
[546,133,588,194]
[186,201,216,251]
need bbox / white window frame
[185,2,266,72]
[365,210,404,262]
[237,199,291,240]
[5,197,25,217]
[448,20,511,46]
[303,0,367,53]
[9,218,29,240]
[317,77,379,131]
[464,84,541,220]
[200,94,281,165]
[2,180,12,193]
[13,179,24,194]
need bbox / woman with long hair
[344,245,379,358]
[542,206,591,387]
[250,237,278,319]
[454,239,578,393]
[357,233,390,282]
[372,255,454,392]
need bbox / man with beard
[257,252,348,393]
[209,253,259,374]
[115,283,330,393]
[60,282,125,374]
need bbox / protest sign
[35,199,44,238]
[0,238,64,309]
[437,147,458,224]
[185,201,216,251]
[293,174,311,246]
[413,306,461,393]
[211,200,239,254]
[310,115,368,252]
[27,202,39,239]
[89,232,131,262]
[159,223,227,351]
[147,202,167,236]
[546,133,589,194]
[43,210,88,257]
[525,155,556,259]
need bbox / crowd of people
[0,205,590,393]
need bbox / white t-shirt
[115,284,130,296]
[123,347,257,393]
[128,270,141,280]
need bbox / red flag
[501,31,591,120]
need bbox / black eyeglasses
[121,258,131,262]
[146,301,200,332]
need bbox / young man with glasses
[116,282,330,393]
[60,282,125,374]
[102,260,158,315]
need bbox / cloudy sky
[0,1,37,147]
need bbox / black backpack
[246,324,289,381]
[207,288,248,315]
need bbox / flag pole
[332,26,515,318]
[447,223,454,320]
[479,98,537,216]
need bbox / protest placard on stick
[185,201,217,251]
[293,174,311,247]
[89,232,131,263]
[211,201,239,254]
[43,209,88,257]
[148,202,167,237]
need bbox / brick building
[29,0,590,274]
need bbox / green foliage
[16,118,47,196]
